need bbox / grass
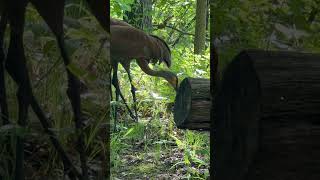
[110,118,210,179]
[110,58,210,179]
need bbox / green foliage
[111,0,135,17]
[170,131,209,179]
[210,0,320,73]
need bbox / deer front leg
[56,36,89,180]
[6,31,80,180]
[8,33,81,180]
[14,81,30,180]
[0,11,13,178]
[4,3,31,179]
[6,32,28,180]
[6,61,30,180]
[111,63,119,131]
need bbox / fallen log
[173,78,210,130]
[212,49,261,180]
[212,49,320,180]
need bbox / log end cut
[212,50,261,180]
[174,78,210,131]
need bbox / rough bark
[141,0,152,32]
[246,49,320,180]
[103,37,110,179]
[194,0,207,54]
[209,1,215,178]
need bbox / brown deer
[0,0,108,179]
[111,18,178,125]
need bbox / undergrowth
[110,48,210,179]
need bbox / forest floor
[110,114,210,180]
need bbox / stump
[212,49,320,180]
[174,78,210,130]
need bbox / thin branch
[154,23,210,41]
[164,25,195,36]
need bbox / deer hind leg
[111,62,137,128]
[56,36,89,180]
[6,31,79,180]
[123,65,138,122]
[6,2,81,179]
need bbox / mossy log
[212,49,320,180]
[174,78,210,130]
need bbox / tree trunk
[194,0,207,54]
[124,0,143,28]
[124,0,153,32]
[209,0,216,177]
[104,38,111,179]
[205,0,209,31]
[141,0,152,32]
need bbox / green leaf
[170,134,184,149]
[123,127,134,138]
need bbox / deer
[0,0,108,179]
[110,18,178,127]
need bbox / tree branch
[163,25,194,36]
[154,23,210,41]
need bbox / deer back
[111,18,132,27]
[110,19,171,67]
[111,25,154,61]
